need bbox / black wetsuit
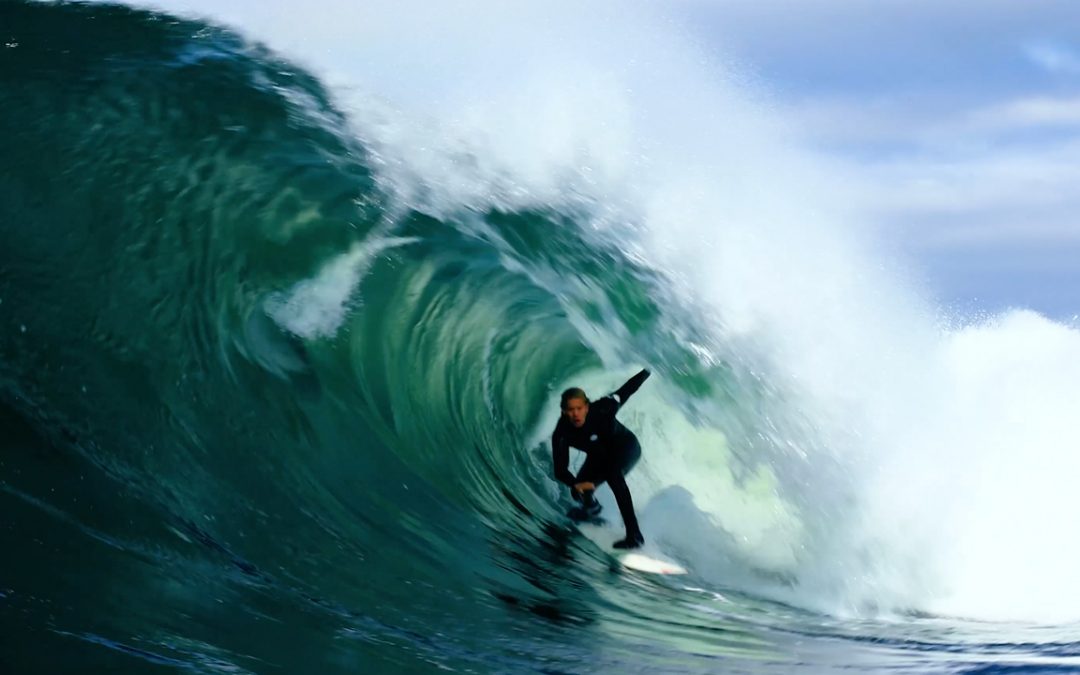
[551,369,651,540]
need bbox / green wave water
[4,2,1080,673]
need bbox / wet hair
[560,387,589,409]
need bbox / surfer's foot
[613,532,644,550]
[568,500,603,522]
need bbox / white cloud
[966,96,1080,131]
[873,155,1080,211]
[856,137,1080,251]
[771,90,1080,252]
[1024,42,1080,74]
[788,93,1080,154]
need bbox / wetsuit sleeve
[610,368,650,409]
[551,423,576,487]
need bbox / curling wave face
[0,4,811,671]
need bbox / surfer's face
[562,397,589,427]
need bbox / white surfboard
[619,552,688,575]
[576,521,688,576]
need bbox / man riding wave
[551,369,650,549]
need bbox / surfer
[551,368,651,549]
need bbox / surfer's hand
[573,482,595,495]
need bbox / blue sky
[677,0,1080,321]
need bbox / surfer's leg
[607,471,644,548]
[607,472,639,533]
[619,438,642,474]
[610,439,643,548]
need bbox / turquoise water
[3,2,1080,672]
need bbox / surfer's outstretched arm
[551,427,576,487]
[611,368,650,407]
